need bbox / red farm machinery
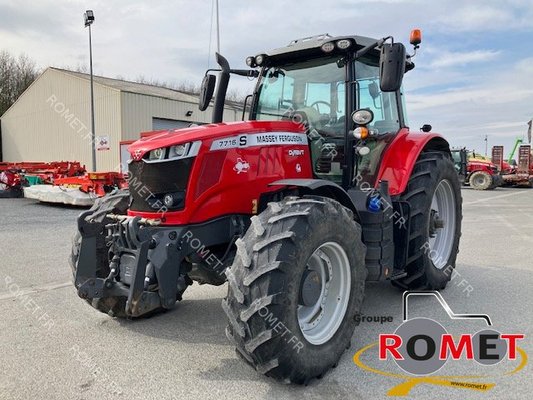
[0,161,85,198]
[492,144,533,187]
[70,29,462,383]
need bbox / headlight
[149,148,165,160]
[169,143,190,158]
[144,141,201,163]
[255,54,266,66]
[336,39,351,49]
[246,56,256,68]
[321,42,335,53]
[352,109,374,125]
[163,192,184,208]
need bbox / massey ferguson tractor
[451,149,502,189]
[71,30,462,384]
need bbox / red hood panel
[128,120,305,160]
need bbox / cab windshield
[255,56,346,137]
[252,54,402,186]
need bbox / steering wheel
[310,100,331,114]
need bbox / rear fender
[376,129,451,196]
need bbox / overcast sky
[1,0,532,154]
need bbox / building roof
[50,67,203,104]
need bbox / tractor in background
[451,149,501,190]
[70,29,462,383]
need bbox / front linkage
[73,192,247,317]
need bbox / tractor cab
[200,32,418,188]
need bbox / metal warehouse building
[0,67,240,171]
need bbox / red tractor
[451,149,501,190]
[71,30,462,383]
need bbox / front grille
[128,158,193,212]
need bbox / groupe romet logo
[353,291,527,396]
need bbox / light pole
[84,10,96,172]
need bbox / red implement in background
[492,145,533,187]
[54,172,127,197]
[0,161,86,197]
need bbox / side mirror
[379,43,406,92]
[420,124,432,132]
[198,74,216,111]
[368,81,380,100]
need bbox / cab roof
[263,34,378,61]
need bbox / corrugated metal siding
[1,68,122,171]
[120,92,240,141]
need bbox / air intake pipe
[212,52,230,123]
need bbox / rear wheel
[469,171,492,190]
[223,196,366,384]
[393,152,462,290]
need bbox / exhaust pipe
[212,52,230,123]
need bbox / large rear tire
[223,196,366,384]
[393,152,462,290]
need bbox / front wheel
[223,196,366,384]
[393,152,462,290]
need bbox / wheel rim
[0,172,8,191]
[428,179,456,269]
[297,242,351,345]
[474,174,487,187]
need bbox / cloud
[429,50,500,69]
[0,0,532,151]
[434,1,533,32]
[405,55,533,151]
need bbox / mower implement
[25,171,127,206]
[0,161,85,198]
[71,30,462,383]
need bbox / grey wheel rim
[428,179,456,269]
[297,242,351,345]
[474,174,488,187]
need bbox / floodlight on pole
[84,10,97,172]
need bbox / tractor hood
[128,120,305,161]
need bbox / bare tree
[0,51,40,116]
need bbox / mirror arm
[230,69,259,78]
[355,36,391,59]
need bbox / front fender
[376,128,451,196]
[269,178,359,218]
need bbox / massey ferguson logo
[233,158,250,174]
[132,149,143,161]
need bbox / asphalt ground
[1,186,532,400]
